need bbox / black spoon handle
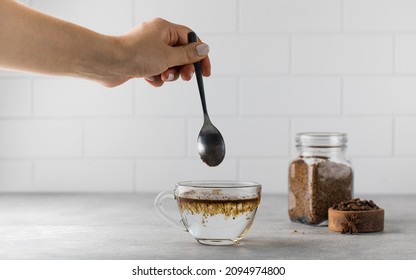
[188,31,208,116]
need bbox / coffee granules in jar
[288,132,353,225]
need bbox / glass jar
[288,132,353,226]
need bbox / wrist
[78,33,131,88]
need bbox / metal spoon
[188,31,226,167]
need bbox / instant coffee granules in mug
[288,132,353,226]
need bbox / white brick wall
[205,35,290,75]
[1,0,416,194]
[0,120,82,158]
[34,78,134,117]
[133,0,238,34]
[31,0,133,35]
[85,119,186,157]
[397,35,416,73]
[34,160,134,192]
[0,78,31,117]
[344,0,416,32]
[134,77,238,117]
[292,35,393,74]
[239,0,342,33]
[240,77,341,116]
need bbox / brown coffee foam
[177,196,260,218]
[179,190,258,201]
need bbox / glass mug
[154,180,262,246]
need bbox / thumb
[168,42,210,67]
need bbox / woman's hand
[114,18,211,87]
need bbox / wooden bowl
[328,207,384,233]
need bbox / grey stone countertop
[0,193,414,260]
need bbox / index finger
[167,21,208,47]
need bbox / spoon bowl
[197,117,226,166]
[188,31,226,166]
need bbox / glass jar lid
[296,132,348,147]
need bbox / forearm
[0,1,211,88]
[0,0,123,84]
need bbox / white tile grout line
[131,81,136,116]
[131,0,135,28]
[288,35,293,75]
[236,0,240,34]
[392,116,396,157]
[236,76,241,117]
[288,117,293,156]
[236,157,240,181]
[341,0,345,33]
[31,159,35,191]
[81,118,86,158]
[340,76,344,116]
[393,34,397,75]
[185,118,189,158]
[30,77,34,117]
[133,160,137,192]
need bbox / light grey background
[1,0,416,194]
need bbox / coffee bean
[332,198,380,211]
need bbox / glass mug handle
[154,191,187,231]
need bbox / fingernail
[144,76,155,81]
[166,73,174,81]
[196,43,209,56]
